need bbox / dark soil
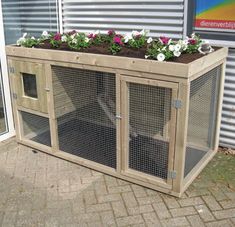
[33,40,220,64]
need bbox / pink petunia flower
[113,36,123,45]
[188,39,197,45]
[67,30,77,35]
[88,33,97,39]
[108,30,115,36]
[53,33,61,41]
[159,36,171,45]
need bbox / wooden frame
[9,59,48,113]
[6,46,228,197]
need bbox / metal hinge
[12,93,17,99]
[172,99,182,109]
[9,67,15,74]
[168,171,177,179]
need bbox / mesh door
[128,83,172,179]
[21,111,51,146]
[52,66,116,169]
[184,66,221,177]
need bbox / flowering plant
[49,33,62,48]
[16,33,38,47]
[124,30,149,49]
[67,32,91,50]
[16,30,213,62]
[185,33,202,54]
[109,34,124,54]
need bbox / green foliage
[109,43,122,55]
[67,33,91,50]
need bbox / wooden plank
[8,57,188,83]
[45,63,59,152]
[188,47,228,77]
[13,60,48,113]
[116,74,121,173]
[166,87,178,186]
[7,59,22,141]
[17,106,49,118]
[214,62,226,150]
[6,46,189,78]
[172,81,190,194]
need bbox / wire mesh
[185,65,221,177]
[21,111,51,147]
[52,66,116,169]
[128,83,172,179]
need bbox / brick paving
[0,138,234,227]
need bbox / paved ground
[0,138,234,227]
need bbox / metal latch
[168,171,177,179]
[12,93,17,99]
[172,99,182,109]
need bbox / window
[1,0,59,45]
[187,0,235,41]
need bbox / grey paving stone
[195,204,215,222]
[170,206,197,217]
[142,212,161,226]
[213,208,235,219]
[187,215,205,227]
[116,215,144,226]
[112,201,128,218]
[160,217,190,227]
[0,139,235,227]
[202,195,222,211]
[179,197,204,207]
[122,191,138,208]
[206,219,234,227]
[153,202,171,219]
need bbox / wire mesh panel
[52,66,116,169]
[21,111,51,146]
[185,66,221,177]
[128,83,172,179]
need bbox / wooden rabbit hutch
[6,46,227,197]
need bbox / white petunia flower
[157,53,165,62]
[169,45,175,52]
[132,30,140,37]
[85,37,90,43]
[71,33,76,39]
[23,33,27,38]
[61,35,67,42]
[173,50,181,57]
[31,36,35,40]
[147,37,153,44]
[124,33,133,43]
[191,33,196,38]
[42,31,48,36]
[71,39,77,44]
[183,39,189,45]
[140,29,149,36]
[174,44,181,51]
[16,37,25,46]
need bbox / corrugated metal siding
[220,48,235,148]
[62,0,184,39]
[2,0,58,44]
